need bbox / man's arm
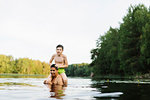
[43,78,52,84]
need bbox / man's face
[56,47,63,55]
[50,67,58,77]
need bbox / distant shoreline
[0,73,47,76]
[92,73,150,79]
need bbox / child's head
[56,44,64,50]
[56,44,64,55]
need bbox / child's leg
[60,73,68,86]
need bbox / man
[44,64,63,85]
[45,44,68,85]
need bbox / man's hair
[56,44,64,50]
[50,64,58,70]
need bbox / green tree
[0,55,50,75]
[91,27,119,75]
[140,11,150,72]
[91,4,150,76]
[65,63,91,77]
[119,4,149,75]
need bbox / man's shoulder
[56,75,63,81]
[57,74,62,78]
[56,75,63,85]
[56,75,63,82]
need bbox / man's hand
[43,79,52,84]
[43,80,47,84]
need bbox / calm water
[0,75,150,100]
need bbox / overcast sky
[0,0,150,64]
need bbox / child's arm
[49,54,55,66]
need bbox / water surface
[0,75,150,100]
[0,76,98,100]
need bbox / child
[46,44,68,86]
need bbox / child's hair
[50,64,58,70]
[56,44,64,50]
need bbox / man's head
[56,44,64,55]
[50,64,59,77]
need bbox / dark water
[92,78,150,100]
[0,75,150,100]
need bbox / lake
[0,75,150,100]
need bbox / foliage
[65,63,92,77]
[0,55,92,76]
[0,55,50,75]
[91,4,150,76]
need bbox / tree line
[0,55,92,76]
[90,4,150,76]
[0,55,50,74]
[65,63,91,77]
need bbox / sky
[0,0,150,64]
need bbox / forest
[90,4,150,76]
[65,63,91,77]
[0,55,91,76]
[0,55,50,75]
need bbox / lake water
[0,75,150,100]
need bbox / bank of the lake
[92,73,150,80]
[0,73,47,78]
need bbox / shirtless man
[44,64,63,85]
[45,44,68,85]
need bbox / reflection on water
[0,76,99,100]
[0,82,37,87]
[92,78,150,100]
[0,75,150,100]
[45,84,65,99]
